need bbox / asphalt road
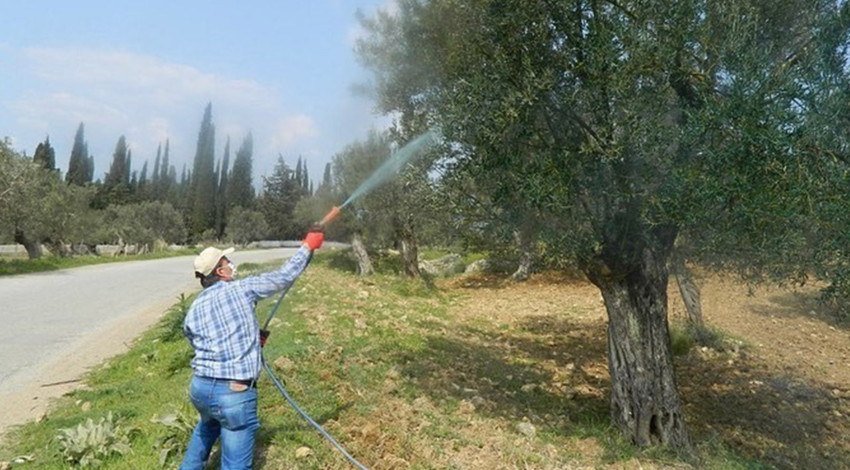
[0,247,300,435]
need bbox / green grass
[0,249,197,276]
[670,321,748,358]
[0,252,774,469]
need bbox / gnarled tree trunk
[14,227,42,259]
[671,255,703,327]
[351,231,374,276]
[511,225,535,281]
[44,239,71,258]
[398,215,420,278]
[585,223,690,449]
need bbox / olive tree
[94,201,186,248]
[224,206,269,245]
[0,140,93,258]
[358,0,850,448]
[332,129,441,276]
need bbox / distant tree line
[0,102,325,256]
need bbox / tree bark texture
[398,215,420,278]
[671,256,703,327]
[351,231,374,276]
[511,226,535,281]
[586,224,690,449]
[14,227,42,259]
[44,239,71,258]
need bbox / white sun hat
[193,246,235,276]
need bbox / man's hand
[303,226,324,251]
[260,329,270,348]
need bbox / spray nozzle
[318,206,342,227]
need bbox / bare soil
[446,271,850,469]
[677,273,850,469]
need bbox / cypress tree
[104,136,128,189]
[66,123,90,185]
[216,137,231,238]
[295,157,304,192]
[160,140,171,196]
[103,136,130,205]
[228,132,255,209]
[152,144,162,186]
[322,162,332,188]
[85,154,94,183]
[125,150,132,186]
[295,156,310,195]
[161,140,170,182]
[138,160,149,199]
[189,103,217,237]
[213,158,221,206]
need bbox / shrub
[156,294,191,343]
[225,206,270,244]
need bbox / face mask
[218,262,237,279]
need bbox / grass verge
[0,253,771,469]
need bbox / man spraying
[179,228,325,470]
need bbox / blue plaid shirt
[183,246,311,381]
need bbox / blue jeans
[179,375,260,470]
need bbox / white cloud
[271,115,318,148]
[8,46,320,177]
[22,46,274,110]
[146,117,172,146]
[16,91,125,127]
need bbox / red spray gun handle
[302,206,341,251]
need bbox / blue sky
[1,0,393,187]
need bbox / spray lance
[259,128,439,469]
[318,205,342,227]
